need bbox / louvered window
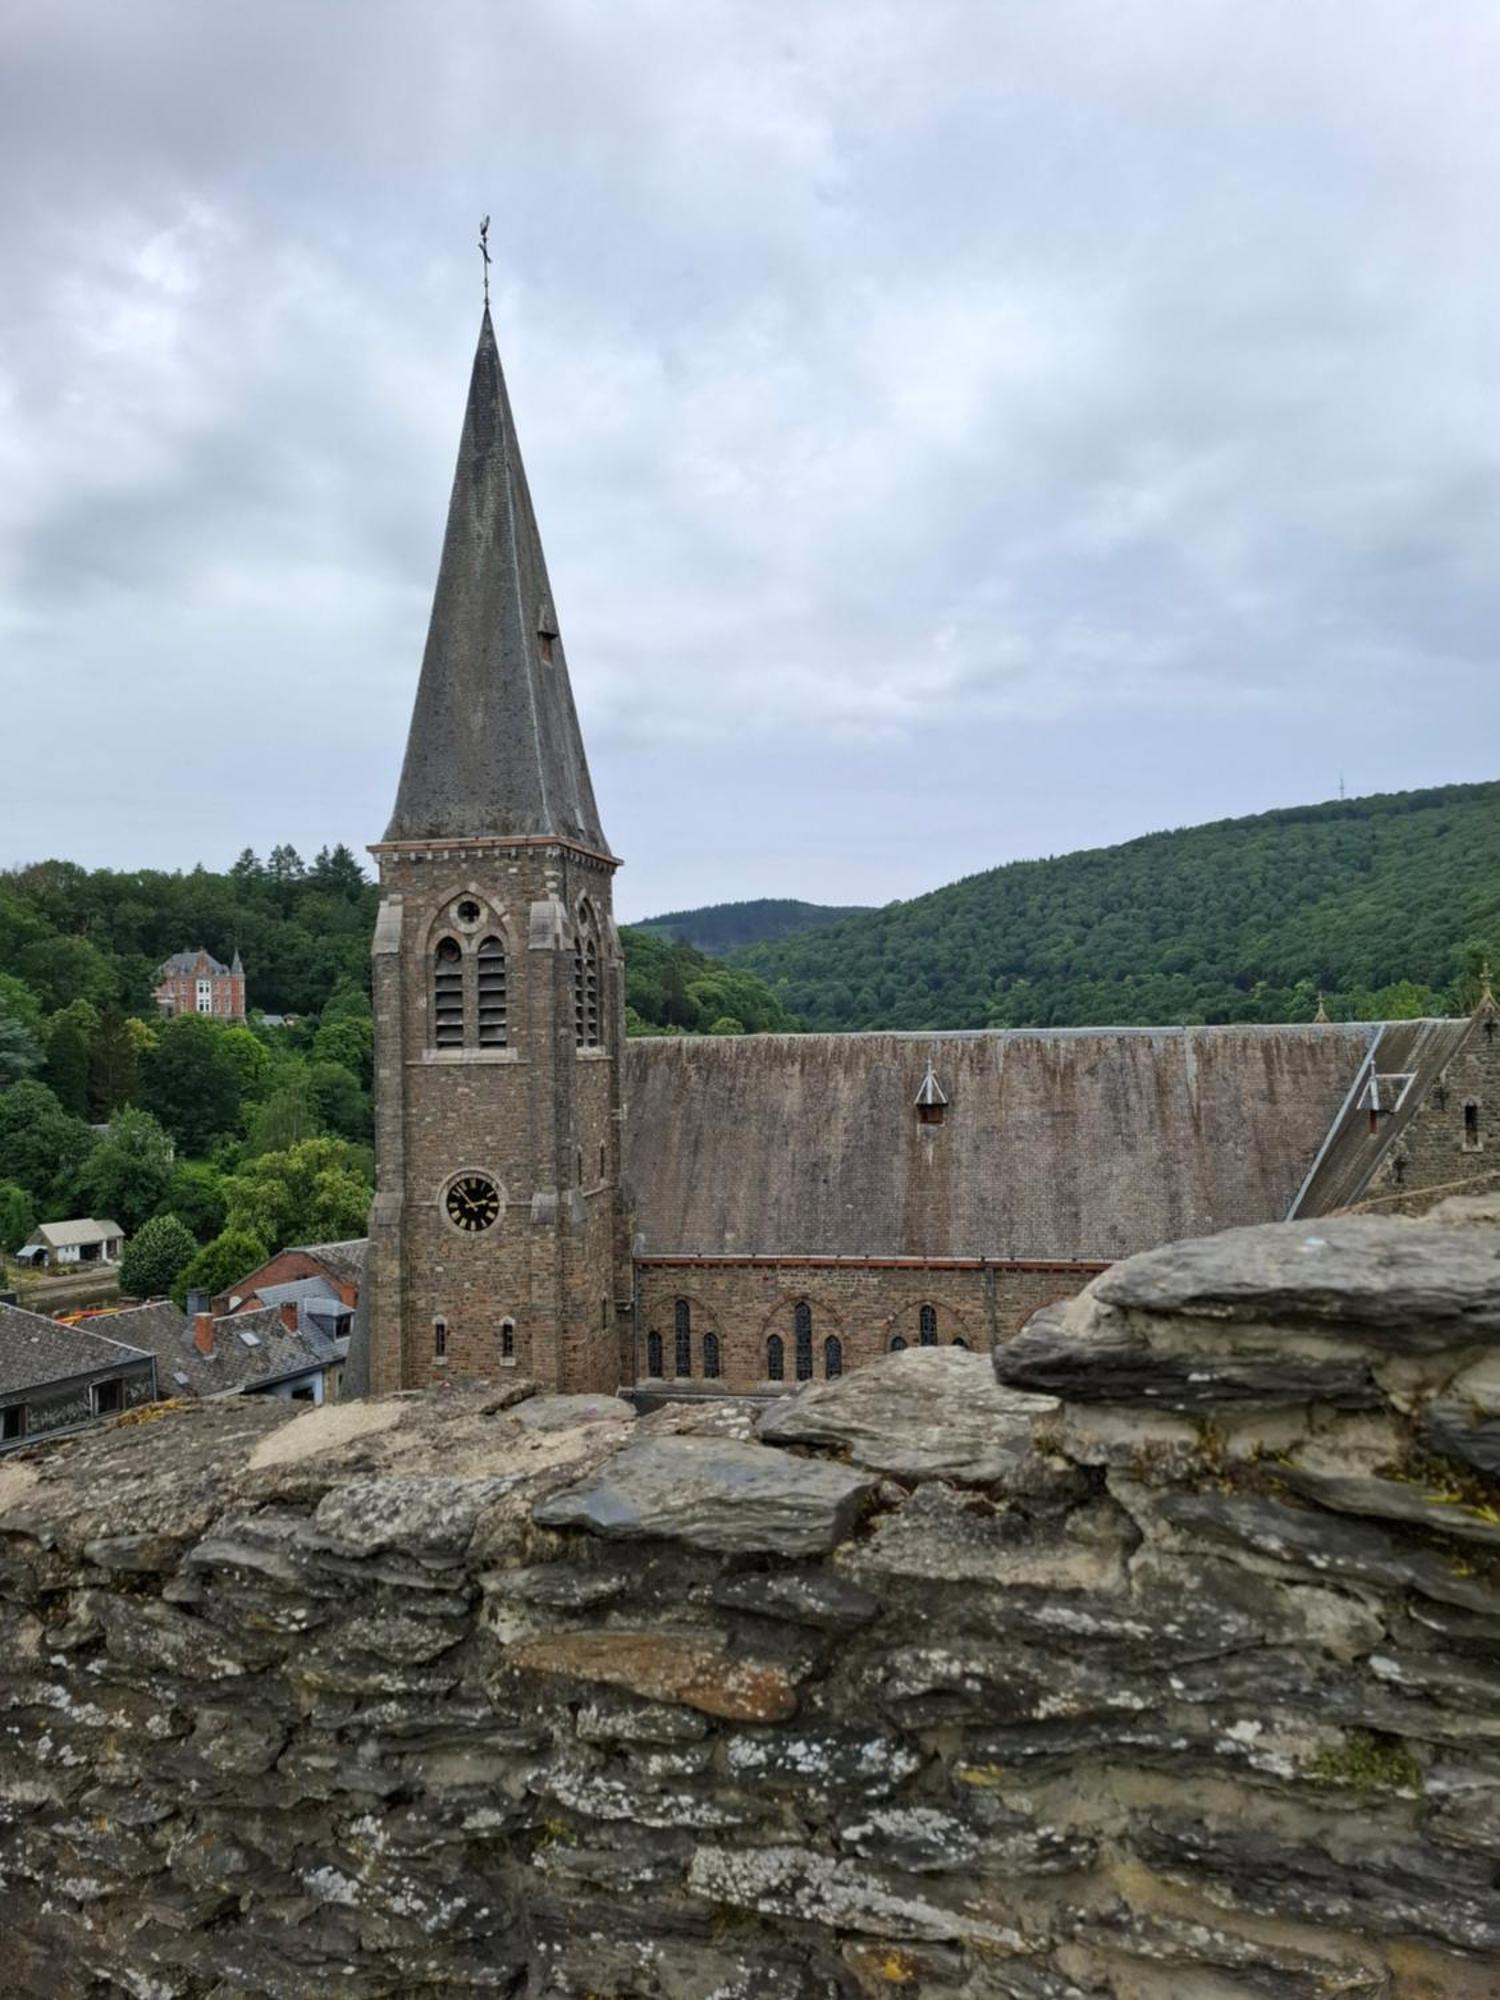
[574,930,601,1048]
[433,937,465,1047]
[477,936,507,1047]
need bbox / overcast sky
[2,2,1497,919]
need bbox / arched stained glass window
[476,936,507,1046]
[951,1336,968,1350]
[794,1301,813,1381]
[889,1334,907,1352]
[767,1334,784,1382]
[702,1331,721,1379]
[824,1335,843,1378]
[674,1298,692,1376]
[646,1331,663,1377]
[919,1302,937,1346]
[433,936,465,1047]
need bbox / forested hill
[729,781,1500,1031]
[633,897,874,955]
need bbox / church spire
[383,307,608,853]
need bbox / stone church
[355,310,1500,1400]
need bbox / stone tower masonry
[364,308,630,1396]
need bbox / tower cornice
[368,834,622,872]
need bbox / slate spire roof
[384,307,608,853]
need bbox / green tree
[77,1108,177,1234]
[311,1012,373,1087]
[141,1015,244,1156]
[222,1136,373,1249]
[0,1081,98,1212]
[307,1061,372,1141]
[708,1015,746,1035]
[159,1161,227,1244]
[119,1212,198,1300]
[221,1024,272,1100]
[88,1008,143,1117]
[0,1009,41,1088]
[42,1005,95,1118]
[0,1180,36,1255]
[174,1227,270,1309]
[243,1067,321,1155]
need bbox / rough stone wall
[633,1258,1100,1390]
[367,841,628,1398]
[1365,1019,1500,1215]
[4,1201,1500,1997]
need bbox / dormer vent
[915,1060,948,1127]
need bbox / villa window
[767,1334,785,1382]
[476,936,507,1047]
[433,937,465,1047]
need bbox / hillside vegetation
[633,897,873,956]
[731,781,1500,1030]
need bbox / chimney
[280,1302,298,1333]
[193,1313,214,1357]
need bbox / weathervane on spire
[478,215,492,309]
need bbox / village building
[0,1300,156,1452]
[153,948,246,1021]
[16,1217,125,1270]
[75,1298,345,1407]
[347,309,1500,1402]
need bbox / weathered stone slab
[709,1565,879,1631]
[512,1393,636,1432]
[503,1627,801,1721]
[532,1436,876,1556]
[315,1475,516,1555]
[1093,1213,1500,1347]
[757,1347,1057,1485]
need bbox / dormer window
[915,1060,948,1127]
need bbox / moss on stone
[1306,1729,1422,1795]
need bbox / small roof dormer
[915,1059,948,1126]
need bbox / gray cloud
[1,0,1497,915]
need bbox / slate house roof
[0,1302,154,1397]
[157,949,230,977]
[290,1239,368,1287]
[26,1219,124,1250]
[623,1023,1378,1264]
[85,1302,341,1401]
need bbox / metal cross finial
[478,215,492,308]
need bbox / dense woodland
[0,845,791,1299]
[732,781,1500,1030]
[633,897,872,956]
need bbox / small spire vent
[915,1059,948,1127]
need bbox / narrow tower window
[674,1297,692,1380]
[646,1331,663,1377]
[794,1301,813,1381]
[1465,1101,1482,1151]
[476,936,507,1047]
[573,909,601,1049]
[824,1335,843,1379]
[433,937,465,1047]
[766,1334,785,1382]
[702,1331,721,1379]
[919,1303,937,1346]
[433,1316,448,1361]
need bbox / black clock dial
[446,1174,500,1232]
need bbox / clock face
[445,1173,501,1233]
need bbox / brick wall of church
[367,841,628,1398]
[631,1257,1104,1392]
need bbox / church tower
[364,308,629,1396]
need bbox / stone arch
[882,1296,972,1350]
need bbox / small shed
[19,1219,126,1269]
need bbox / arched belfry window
[674,1298,692,1378]
[824,1335,843,1379]
[794,1301,814,1381]
[646,1331,663,1378]
[766,1334,785,1381]
[702,1331,721,1379]
[919,1303,937,1347]
[477,936,507,1047]
[433,937,465,1047]
[574,904,600,1049]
